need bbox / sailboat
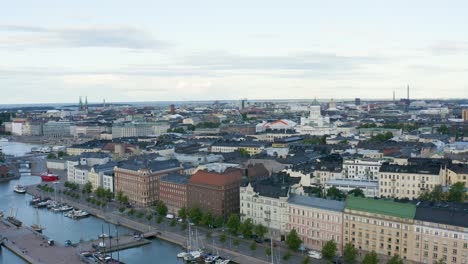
[177,222,191,258]
[6,208,22,227]
[31,208,45,233]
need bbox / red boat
[40,173,59,182]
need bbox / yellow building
[343,197,417,262]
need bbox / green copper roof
[345,196,416,219]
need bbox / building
[88,162,117,190]
[102,172,115,193]
[66,153,111,184]
[287,195,345,253]
[342,159,384,180]
[240,181,289,240]
[255,119,297,133]
[413,203,468,264]
[325,179,379,198]
[114,158,181,207]
[43,121,74,137]
[187,168,243,219]
[210,141,265,155]
[462,109,468,121]
[344,196,417,261]
[446,164,468,186]
[379,163,442,200]
[112,122,169,138]
[158,173,189,214]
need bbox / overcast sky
[1,0,467,104]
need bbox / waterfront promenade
[0,218,82,264]
[27,186,321,264]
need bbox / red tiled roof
[189,168,243,186]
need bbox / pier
[0,218,82,264]
[79,235,151,253]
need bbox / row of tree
[418,182,466,203]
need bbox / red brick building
[188,168,243,219]
[158,173,189,214]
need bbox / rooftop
[288,194,345,212]
[160,173,189,185]
[379,163,441,175]
[345,196,416,219]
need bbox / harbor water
[0,141,184,264]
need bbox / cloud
[430,41,468,55]
[0,24,168,50]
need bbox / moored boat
[31,224,45,233]
[6,216,22,227]
[40,173,60,182]
[13,185,27,194]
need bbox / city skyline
[1,0,468,104]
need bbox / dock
[0,218,82,264]
[80,235,151,253]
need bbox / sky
[1,0,467,104]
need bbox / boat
[30,197,41,205]
[37,200,51,208]
[13,185,27,194]
[65,210,90,219]
[0,211,4,218]
[177,252,190,258]
[0,138,8,142]
[6,216,22,227]
[205,255,219,263]
[40,173,60,182]
[31,224,45,233]
[214,259,230,264]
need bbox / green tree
[254,223,268,239]
[181,222,188,230]
[265,248,272,256]
[348,188,365,198]
[283,252,292,261]
[362,251,379,264]
[327,186,345,200]
[448,182,466,202]
[121,195,129,204]
[155,201,168,216]
[387,255,404,264]
[239,218,254,238]
[116,190,123,203]
[238,148,249,156]
[170,219,177,226]
[233,238,240,247]
[178,207,187,220]
[188,207,203,224]
[249,242,257,251]
[301,256,311,264]
[47,153,57,159]
[214,215,224,228]
[57,151,66,158]
[137,211,144,218]
[146,214,153,221]
[83,182,93,194]
[226,214,240,235]
[219,233,227,243]
[322,240,337,261]
[201,211,214,227]
[437,125,450,135]
[343,242,358,264]
[285,229,302,251]
[156,215,163,224]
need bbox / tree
[226,214,240,235]
[233,238,240,247]
[250,241,257,251]
[437,125,450,135]
[84,182,93,194]
[47,153,57,159]
[254,223,268,239]
[219,233,227,243]
[301,256,311,264]
[214,215,224,228]
[57,151,66,158]
[265,247,272,256]
[178,207,187,220]
[116,190,123,203]
[434,258,445,264]
[188,207,203,224]
[322,240,337,261]
[387,255,404,264]
[283,252,292,261]
[285,229,302,251]
[327,186,345,200]
[343,242,358,264]
[239,218,254,238]
[448,182,466,202]
[362,251,379,264]
[201,211,214,227]
[348,188,365,198]
[238,148,250,156]
[121,195,129,204]
[155,201,168,216]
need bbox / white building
[342,159,384,180]
[103,172,114,193]
[240,182,289,240]
[324,179,379,197]
[255,119,297,133]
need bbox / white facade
[342,159,383,180]
[73,166,90,185]
[103,174,114,193]
[324,179,379,197]
[240,183,289,239]
[379,170,442,200]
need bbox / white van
[308,250,322,259]
[166,214,175,219]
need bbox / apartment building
[325,179,379,198]
[88,162,117,190]
[114,159,181,207]
[413,203,468,264]
[343,197,417,262]
[158,173,189,214]
[240,181,289,240]
[187,168,243,219]
[287,195,345,253]
[342,159,384,180]
[379,163,442,200]
[210,141,266,155]
[445,164,468,186]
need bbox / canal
[0,141,184,264]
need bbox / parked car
[308,250,322,259]
[165,214,174,219]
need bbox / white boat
[0,138,8,142]
[177,252,189,258]
[205,255,219,263]
[13,185,27,194]
[214,259,230,264]
[184,250,202,261]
